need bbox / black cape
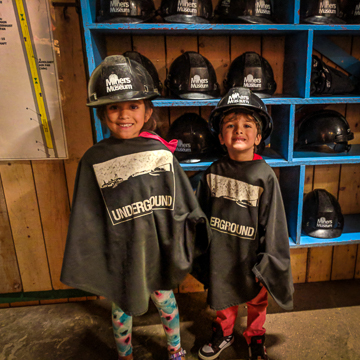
[194,156,294,311]
[61,136,210,316]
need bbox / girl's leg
[150,290,181,353]
[112,302,133,359]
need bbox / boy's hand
[255,277,264,287]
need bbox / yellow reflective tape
[14,0,53,149]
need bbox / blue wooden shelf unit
[79,0,360,248]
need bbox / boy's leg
[243,286,268,344]
[112,303,133,359]
[150,290,182,354]
[215,305,239,336]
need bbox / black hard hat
[296,110,354,153]
[87,55,159,107]
[209,87,273,141]
[302,0,346,24]
[166,113,219,162]
[159,0,213,23]
[215,0,275,24]
[224,52,277,98]
[311,55,355,95]
[122,51,163,95]
[165,51,220,99]
[97,0,156,23]
[302,189,344,239]
[341,1,360,23]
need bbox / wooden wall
[0,1,359,306]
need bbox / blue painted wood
[279,167,301,244]
[150,96,360,107]
[293,145,360,165]
[313,36,360,78]
[305,30,313,98]
[296,165,306,245]
[83,23,360,33]
[287,105,296,162]
[283,31,309,97]
[270,105,291,160]
[79,0,93,24]
[293,0,301,24]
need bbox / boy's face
[219,112,261,161]
[105,100,153,139]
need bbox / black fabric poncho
[61,136,210,316]
[194,155,294,311]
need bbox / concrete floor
[1,280,360,360]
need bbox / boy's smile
[219,112,261,161]
[105,100,152,139]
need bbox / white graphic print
[106,74,132,93]
[207,173,263,208]
[227,92,250,105]
[110,0,130,13]
[207,174,263,239]
[319,0,336,14]
[177,0,198,14]
[191,74,209,89]
[355,4,360,16]
[317,217,333,228]
[256,0,271,15]
[244,74,262,88]
[93,150,175,225]
[176,139,192,153]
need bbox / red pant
[215,287,268,344]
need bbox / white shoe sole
[198,337,234,360]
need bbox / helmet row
[97,0,277,24]
[97,0,360,24]
[94,50,277,100]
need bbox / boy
[195,87,294,360]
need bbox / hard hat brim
[163,14,210,23]
[238,15,274,24]
[87,91,159,107]
[302,15,346,25]
[304,227,343,239]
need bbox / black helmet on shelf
[215,0,275,24]
[97,0,156,23]
[159,0,213,23]
[302,189,344,239]
[165,51,220,99]
[301,0,346,24]
[224,52,277,98]
[311,55,355,95]
[341,0,360,23]
[87,55,159,107]
[209,87,273,141]
[296,110,354,153]
[122,51,163,95]
[166,113,219,162]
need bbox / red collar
[139,132,178,153]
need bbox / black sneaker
[248,335,268,360]
[198,322,234,360]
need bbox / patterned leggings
[112,290,181,357]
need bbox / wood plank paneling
[106,34,132,56]
[32,161,71,290]
[53,6,94,203]
[331,245,357,280]
[306,246,333,282]
[262,36,285,95]
[313,165,340,196]
[338,164,360,215]
[199,36,229,94]
[230,35,262,60]
[179,274,204,293]
[0,175,22,294]
[0,162,52,292]
[290,248,308,284]
[304,166,314,194]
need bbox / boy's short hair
[96,99,157,132]
[219,108,262,137]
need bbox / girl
[61,55,210,360]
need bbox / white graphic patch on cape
[93,150,175,225]
[207,173,263,239]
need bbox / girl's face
[219,112,261,161]
[105,100,153,139]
